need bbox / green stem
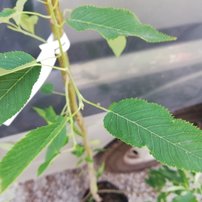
[7,25,46,43]
[45,1,101,201]
[21,11,51,19]
[64,76,77,147]
[37,0,47,4]
[83,98,109,112]
[82,189,127,202]
[52,91,65,96]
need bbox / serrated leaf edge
[104,98,202,172]
[0,119,67,193]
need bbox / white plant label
[3,33,70,126]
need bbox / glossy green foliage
[67,6,176,43]
[0,119,66,193]
[104,99,202,172]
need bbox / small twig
[22,11,51,19]
[52,91,65,96]
[7,25,46,43]
[37,0,47,4]
[82,98,109,112]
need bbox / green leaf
[14,0,28,25]
[104,99,202,172]
[0,118,66,193]
[0,8,16,23]
[37,159,54,177]
[40,83,54,94]
[20,14,38,34]
[146,166,189,193]
[146,169,166,191]
[172,192,197,202]
[34,107,68,175]
[0,67,41,125]
[34,106,57,124]
[67,6,176,43]
[45,128,67,161]
[157,166,186,186]
[157,192,168,202]
[15,0,28,12]
[0,51,37,75]
[38,126,68,176]
[72,144,85,157]
[96,163,105,179]
[107,36,126,57]
[178,170,189,188]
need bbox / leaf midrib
[109,110,202,161]
[69,18,134,37]
[0,60,37,77]
[0,119,67,192]
[0,67,35,101]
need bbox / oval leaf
[0,118,66,193]
[67,6,176,43]
[104,99,202,172]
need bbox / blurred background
[0,0,202,137]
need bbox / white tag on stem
[3,33,70,126]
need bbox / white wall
[60,0,202,43]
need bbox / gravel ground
[0,166,156,202]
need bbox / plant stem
[82,188,128,202]
[52,91,65,96]
[22,11,51,19]
[83,98,109,112]
[45,1,101,201]
[7,25,46,43]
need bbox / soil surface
[82,181,128,202]
[1,166,156,202]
